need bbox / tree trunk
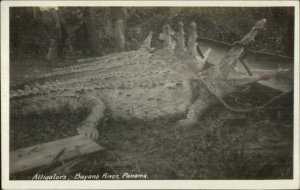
[32,7,39,19]
[45,8,62,62]
[58,9,75,59]
[114,19,125,52]
[111,7,127,52]
[83,7,102,56]
[105,19,114,37]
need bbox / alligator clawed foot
[77,123,99,140]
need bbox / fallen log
[10,135,105,174]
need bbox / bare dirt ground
[9,57,293,180]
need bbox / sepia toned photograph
[1,1,299,189]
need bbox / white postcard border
[1,1,299,189]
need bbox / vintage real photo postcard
[1,0,299,189]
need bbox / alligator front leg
[12,94,105,140]
[76,95,106,140]
[176,95,216,128]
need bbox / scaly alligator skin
[10,19,269,140]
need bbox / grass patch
[10,103,293,180]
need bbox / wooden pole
[10,135,105,174]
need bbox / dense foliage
[10,7,294,61]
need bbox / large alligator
[10,18,285,140]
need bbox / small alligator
[11,18,284,140]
